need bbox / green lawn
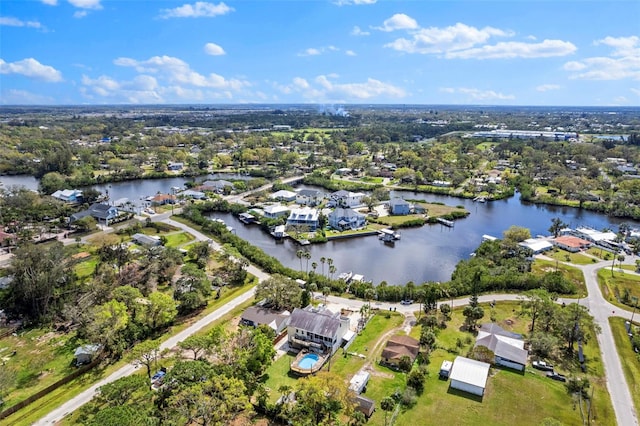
[162,231,195,248]
[402,301,614,426]
[609,317,640,415]
[598,269,640,310]
[73,257,98,281]
[586,247,615,261]
[545,249,597,265]
[531,259,587,297]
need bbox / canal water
[1,175,638,285]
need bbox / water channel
[1,175,638,285]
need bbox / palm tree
[322,286,331,304]
[311,262,318,276]
[303,250,311,273]
[381,396,395,426]
[296,249,304,270]
[320,256,326,276]
[364,288,376,312]
[329,265,337,280]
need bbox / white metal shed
[449,356,490,396]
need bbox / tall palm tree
[296,249,304,270]
[303,250,311,273]
[329,265,337,280]
[320,256,326,277]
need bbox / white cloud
[536,84,561,92]
[351,26,370,36]
[0,17,43,29]
[375,13,418,32]
[41,0,58,5]
[159,2,233,19]
[446,39,577,59]
[385,22,508,54]
[68,0,102,9]
[334,0,376,5]
[0,58,62,82]
[298,46,340,57]
[346,50,357,56]
[204,42,226,56]
[278,75,405,101]
[73,10,88,18]
[440,87,515,101]
[0,89,54,104]
[564,35,640,80]
[81,74,163,103]
[114,55,249,90]
[631,88,640,96]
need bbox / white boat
[378,228,401,241]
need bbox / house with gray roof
[328,207,366,231]
[70,203,119,225]
[329,190,365,207]
[475,323,528,371]
[198,180,234,193]
[287,305,350,355]
[132,233,162,247]
[240,306,290,335]
[295,189,324,206]
[389,198,411,215]
[51,189,83,203]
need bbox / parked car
[532,360,554,372]
[547,372,567,382]
[151,370,166,382]
[400,300,414,305]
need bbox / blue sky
[1,0,639,106]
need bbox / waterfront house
[70,203,119,225]
[286,207,319,231]
[167,162,184,171]
[51,189,83,203]
[263,204,290,219]
[147,193,176,206]
[198,180,234,193]
[240,306,290,335]
[328,207,366,231]
[269,190,297,202]
[449,356,490,396]
[388,198,411,215]
[329,190,365,207]
[177,189,206,200]
[295,189,324,206]
[380,335,420,368]
[552,235,592,252]
[287,305,350,355]
[518,238,553,254]
[475,323,528,372]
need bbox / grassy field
[531,259,587,297]
[598,269,640,310]
[609,317,640,415]
[400,301,614,426]
[586,247,615,260]
[545,249,597,265]
[162,231,195,248]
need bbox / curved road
[35,212,639,426]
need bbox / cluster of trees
[76,324,275,425]
[520,289,600,356]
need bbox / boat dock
[378,228,401,242]
[436,217,455,227]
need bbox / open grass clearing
[598,268,640,311]
[545,249,596,265]
[586,247,616,260]
[162,231,195,248]
[532,259,586,297]
[609,317,640,415]
[402,301,613,426]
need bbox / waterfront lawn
[597,269,640,310]
[545,248,596,265]
[531,259,586,297]
[609,317,640,415]
[401,301,614,426]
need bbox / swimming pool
[298,353,320,370]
